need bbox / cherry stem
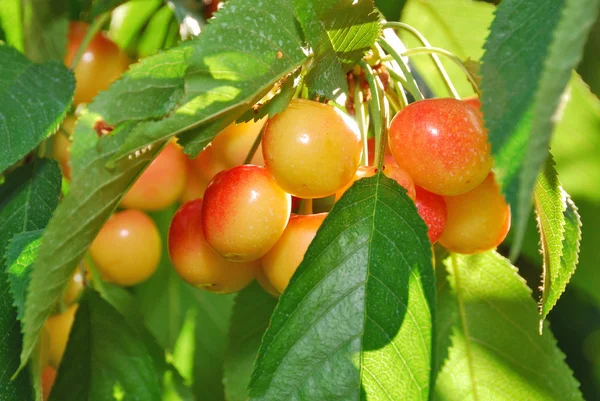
[353,77,369,166]
[401,46,481,97]
[243,123,265,165]
[359,60,386,170]
[69,12,111,70]
[377,37,424,101]
[298,198,313,215]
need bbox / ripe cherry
[169,199,258,293]
[439,173,510,254]
[463,97,481,112]
[121,142,188,211]
[262,99,362,198]
[201,165,291,262]
[44,304,78,367]
[334,164,416,201]
[414,187,447,243]
[261,213,327,294]
[211,118,266,168]
[64,22,130,105]
[42,366,57,400]
[388,98,492,196]
[89,209,161,286]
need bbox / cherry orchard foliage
[480,0,599,256]
[20,0,382,377]
[249,174,435,401]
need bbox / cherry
[201,165,291,262]
[414,186,447,243]
[180,157,210,203]
[63,269,85,306]
[211,118,266,168]
[53,115,75,180]
[388,98,492,196]
[169,199,258,293]
[439,173,510,254]
[121,142,188,211]
[463,97,481,111]
[261,213,327,294]
[255,267,280,297]
[44,304,78,367]
[42,366,57,400]
[89,209,161,286]
[262,99,362,198]
[64,21,130,105]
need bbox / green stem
[383,21,460,99]
[378,38,424,101]
[353,77,369,166]
[401,46,481,97]
[243,124,265,165]
[359,60,385,170]
[69,12,111,70]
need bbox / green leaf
[0,0,24,51]
[224,282,277,401]
[192,290,235,400]
[5,230,43,320]
[0,46,75,173]
[399,0,494,96]
[20,114,164,369]
[22,0,68,62]
[48,290,162,401]
[0,160,55,401]
[480,0,600,257]
[249,174,435,400]
[534,157,581,324]
[374,0,407,21]
[433,251,583,401]
[107,0,307,161]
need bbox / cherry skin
[44,304,78,367]
[334,164,416,201]
[201,165,291,262]
[439,173,511,254]
[463,97,481,112]
[255,267,280,297]
[121,142,188,211]
[89,209,161,286]
[42,366,57,400]
[388,98,492,196]
[261,213,327,294]
[53,115,76,180]
[414,186,447,243]
[211,118,266,168]
[180,158,211,203]
[169,199,258,293]
[64,22,130,105]
[262,99,362,198]
[63,269,85,306]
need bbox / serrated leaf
[400,0,494,97]
[249,174,435,400]
[480,0,599,257]
[5,230,43,320]
[0,159,58,401]
[22,0,68,62]
[0,0,24,51]
[107,0,307,161]
[20,114,164,370]
[224,282,277,401]
[48,290,162,401]
[433,251,583,401]
[534,158,581,323]
[296,0,380,98]
[0,46,75,173]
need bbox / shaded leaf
[224,282,277,401]
[535,157,582,324]
[5,230,43,320]
[22,0,68,62]
[374,0,407,21]
[21,114,165,369]
[433,251,583,401]
[0,46,75,173]
[480,0,599,257]
[48,290,162,401]
[249,174,435,400]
